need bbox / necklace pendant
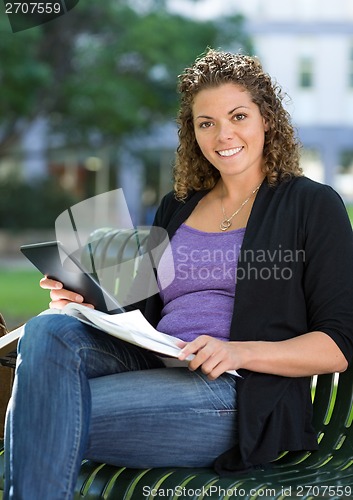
[220,182,262,232]
[220,219,232,231]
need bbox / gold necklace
[220,183,261,231]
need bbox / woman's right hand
[40,276,94,310]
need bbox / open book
[0,304,240,376]
[0,323,23,357]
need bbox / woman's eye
[234,114,246,121]
[200,121,213,129]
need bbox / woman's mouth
[216,147,243,157]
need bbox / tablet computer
[20,241,125,314]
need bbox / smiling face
[193,83,268,182]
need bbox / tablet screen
[20,241,124,314]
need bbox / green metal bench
[1,228,353,499]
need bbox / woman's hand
[179,331,348,379]
[178,335,238,380]
[40,276,94,310]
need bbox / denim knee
[18,313,79,365]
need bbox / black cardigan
[131,176,353,474]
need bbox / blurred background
[0,0,352,328]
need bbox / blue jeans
[4,313,238,500]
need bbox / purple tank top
[157,224,245,342]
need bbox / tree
[0,176,79,229]
[0,0,252,153]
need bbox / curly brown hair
[173,48,302,200]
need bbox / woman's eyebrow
[228,105,250,115]
[195,105,250,120]
[194,114,213,120]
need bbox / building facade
[229,0,353,198]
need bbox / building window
[299,56,314,88]
[301,148,323,183]
[340,150,353,173]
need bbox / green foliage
[0,177,79,229]
[0,17,51,118]
[61,11,220,138]
[0,269,49,328]
[0,0,252,149]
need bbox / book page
[1,304,240,376]
[0,325,24,356]
[63,303,240,376]
[64,304,185,358]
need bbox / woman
[4,49,353,499]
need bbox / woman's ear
[263,118,269,132]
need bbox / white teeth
[217,147,243,157]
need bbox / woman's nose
[217,122,234,141]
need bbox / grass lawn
[347,204,353,224]
[0,268,49,329]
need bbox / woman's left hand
[178,330,349,379]
[178,335,238,380]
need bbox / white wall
[232,0,353,21]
